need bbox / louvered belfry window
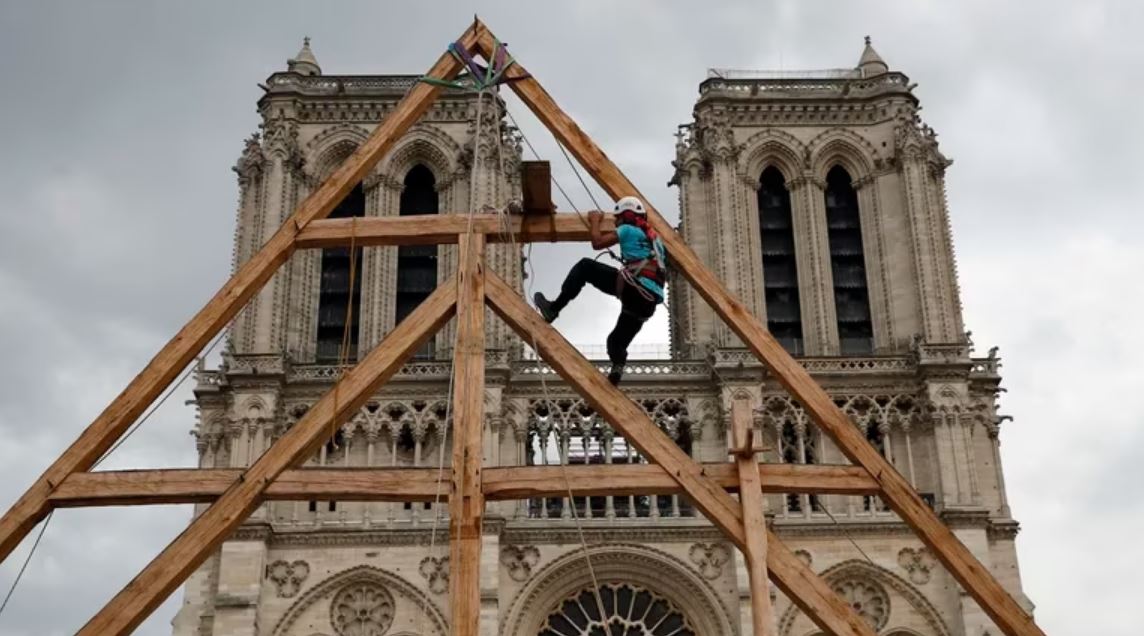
[315,184,365,362]
[824,165,874,354]
[395,165,439,359]
[758,166,804,355]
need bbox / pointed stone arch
[306,123,373,183]
[779,559,952,636]
[738,128,810,185]
[503,544,735,636]
[270,564,447,636]
[378,124,464,188]
[807,129,879,181]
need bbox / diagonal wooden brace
[484,271,874,636]
[0,21,483,567]
[478,23,1044,636]
[75,281,457,636]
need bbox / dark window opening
[781,421,821,513]
[863,424,888,511]
[824,166,873,354]
[316,183,366,362]
[396,165,439,360]
[758,167,803,355]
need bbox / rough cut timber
[0,17,1046,636]
[76,282,457,636]
[47,463,881,507]
[732,394,778,636]
[520,160,556,214]
[447,231,486,636]
[479,28,1045,636]
[0,21,482,568]
[485,271,876,636]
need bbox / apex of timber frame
[0,18,1044,636]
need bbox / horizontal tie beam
[294,213,614,248]
[47,463,879,507]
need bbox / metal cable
[0,511,53,621]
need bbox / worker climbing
[534,196,667,386]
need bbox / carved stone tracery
[330,581,395,636]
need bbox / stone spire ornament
[287,36,321,76]
[857,35,889,76]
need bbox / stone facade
[172,39,1031,636]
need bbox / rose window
[539,583,695,636]
[831,577,889,631]
[330,582,395,636]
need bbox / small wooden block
[520,161,555,215]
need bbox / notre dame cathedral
[172,36,1033,636]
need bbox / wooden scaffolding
[0,19,1046,636]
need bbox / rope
[499,123,608,620]
[329,217,360,450]
[418,85,490,635]
[0,511,53,622]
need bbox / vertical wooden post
[731,395,777,636]
[448,230,486,636]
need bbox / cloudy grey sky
[0,1,1140,634]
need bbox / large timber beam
[732,395,777,636]
[479,24,1044,636]
[448,231,486,636]
[47,464,880,507]
[76,282,457,636]
[485,271,875,636]
[0,22,482,568]
[295,213,613,248]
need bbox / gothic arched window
[396,164,439,358]
[779,421,821,513]
[316,183,365,362]
[539,583,696,636]
[758,166,803,355]
[824,165,874,354]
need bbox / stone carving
[419,556,449,594]
[898,547,936,585]
[539,582,697,636]
[688,542,731,580]
[832,577,889,631]
[794,550,813,568]
[500,545,541,583]
[233,132,265,182]
[330,581,395,636]
[267,559,310,598]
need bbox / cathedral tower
[174,38,1030,636]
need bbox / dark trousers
[550,258,658,366]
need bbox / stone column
[673,158,718,355]
[853,174,895,351]
[787,174,838,355]
[897,129,962,343]
[210,539,267,636]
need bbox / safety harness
[611,211,666,304]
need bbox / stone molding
[270,564,445,636]
[502,543,736,636]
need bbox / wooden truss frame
[0,19,1045,636]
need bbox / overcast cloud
[0,1,1140,634]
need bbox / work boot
[533,292,559,323]
[608,363,624,386]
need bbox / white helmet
[614,195,647,216]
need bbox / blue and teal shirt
[616,224,667,301]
